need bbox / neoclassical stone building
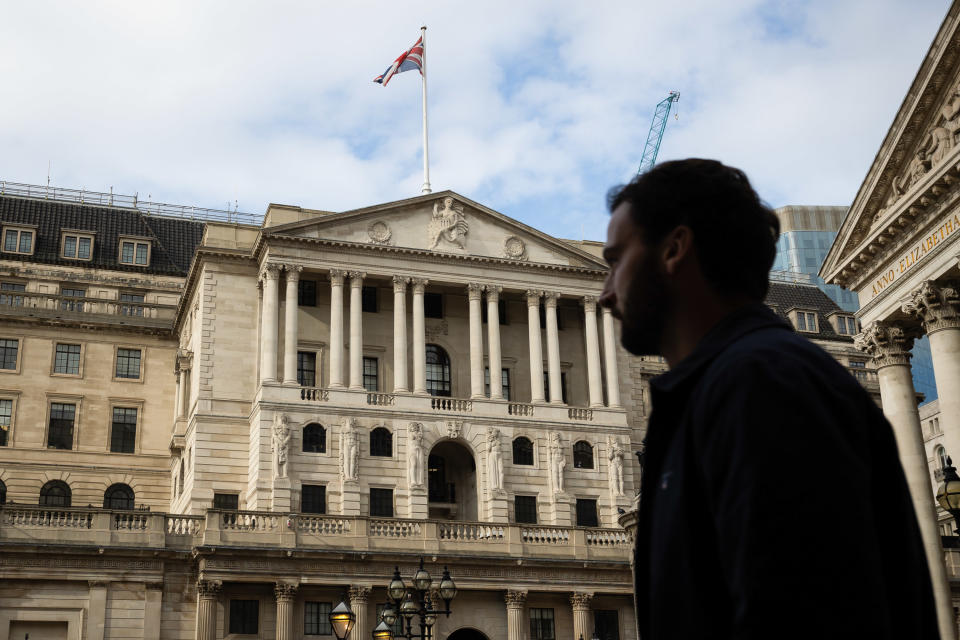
[821,2,960,637]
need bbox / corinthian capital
[582,295,597,312]
[349,585,371,604]
[467,283,485,301]
[901,280,960,334]
[486,285,502,304]
[569,592,594,610]
[504,589,528,607]
[259,263,281,282]
[410,278,429,294]
[854,321,915,368]
[283,264,302,282]
[197,580,223,598]
[392,275,409,293]
[274,582,298,601]
[328,269,347,286]
[525,290,543,306]
[348,271,366,286]
[543,291,560,308]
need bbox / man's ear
[660,226,694,276]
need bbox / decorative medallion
[367,221,393,245]
[503,235,527,260]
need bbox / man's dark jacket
[635,303,939,639]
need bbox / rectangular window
[110,407,137,453]
[304,601,332,636]
[0,282,25,306]
[576,498,599,527]
[796,311,817,332]
[298,351,317,387]
[0,339,19,370]
[48,402,76,450]
[362,285,378,313]
[229,600,259,635]
[847,317,859,335]
[484,367,511,401]
[115,348,142,379]
[363,356,379,392]
[61,233,93,260]
[424,292,443,319]
[530,608,556,640]
[376,604,404,637]
[60,288,86,312]
[594,610,620,640]
[2,228,33,255]
[298,280,317,306]
[119,293,145,317]
[119,240,150,266]
[301,484,326,514]
[0,398,10,446]
[213,493,239,510]
[370,488,394,517]
[53,343,82,375]
[515,495,537,524]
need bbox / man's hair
[608,158,780,300]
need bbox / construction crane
[637,91,680,174]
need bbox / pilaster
[350,586,372,640]
[504,590,528,640]
[275,582,299,640]
[195,580,222,640]
[570,592,594,640]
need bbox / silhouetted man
[600,159,938,639]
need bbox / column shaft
[350,586,371,640]
[260,265,280,383]
[275,584,297,640]
[412,279,428,394]
[545,292,563,404]
[349,272,365,389]
[393,276,409,392]
[505,591,527,640]
[329,270,346,388]
[929,327,960,462]
[570,593,593,640]
[487,287,504,399]
[583,296,604,407]
[602,307,621,407]
[195,581,221,640]
[469,284,485,398]
[527,291,545,403]
[283,266,301,386]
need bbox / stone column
[544,292,563,404]
[903,281,960,464]
[527,290,545,403]
[282,266,302,386]
[856,321,956,640]
[487,286,504,400]
[329,270,346,388]
[350,586,371,640]
[144,583,163,640]
[393,276,410,392]
[195,580,222,640]
[601,307,621,407]
[583,295,604,407]
[570,592,593,640]
[275,583,298,640]
[505,590,527,640]
[412,279,429,394]
[468,283,486,398]
[349,272,366,390]
[259,263,281,383]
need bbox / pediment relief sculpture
[428,197,469,251]
[367,220,393,245]
[503,235,527,261]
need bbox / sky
[0,1,950,241]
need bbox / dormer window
[793,310,818,333]
[61,231,94,261]
[118,237,151,266]
[2,225,35,255]
[834,315,858,335]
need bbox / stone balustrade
[0,292,177,325]
[0,506,630,561]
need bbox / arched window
[425,344,451,397]
[303,423,326,453]
[0,479,6,505]
[937,445,949,470]
[512,437,534,465]
[103,483,135,510]
[39,480,71,507]
[370,427,393,457]
[573,441,594,469]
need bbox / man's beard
[618,258,669,357]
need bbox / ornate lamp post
[329,599,357,640]
[377,559,457,639]
[937,456,960,533]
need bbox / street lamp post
[937,455,960,533]
[377,558,457,640]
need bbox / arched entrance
[428,441,478,520]
[447,628,489,640]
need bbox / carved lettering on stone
[271,413,291,479]
[341,418,360,482]
[408,422,425,489]
[428,197,468,250]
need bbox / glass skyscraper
[774,206,938,403]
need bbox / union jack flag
[373,36,424,86]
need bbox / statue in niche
[428,197,468,250]
[549,432,566,494]
[408,422,425,489]
[341,418,359,482]
[487,428,504,493]
[271,413,291,479]
[608,439,625,497]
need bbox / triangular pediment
[822,3,960,282]
[264,190,607,270]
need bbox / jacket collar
[650,303,791,394]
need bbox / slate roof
[0,195,205,276]
[765,280,853,342]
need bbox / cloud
[0,0,948,241]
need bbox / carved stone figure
[341,418,359,482]
[408,422,425,489]
[608,440,625,497]
[271,414,291,479]
[445,420,463,440]
[549,432,566,494]
[923,124,953,167]
[487,428,504,492]
[428,197,468,250]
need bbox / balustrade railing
[508,403,534,416]
[165,514,205,536]
[114,512,149,530]
[300,387,329,401]
[370,518,422,538]
[585,529,630,546]
[431,397,472,412]
[221,510,281,532]
[438,522,505,541]
[367,393,395,406]
[0,292,175,321]
[521,525,571,544]
[568,407,594,421]
[2,506,93,529]
[297,515,351,535]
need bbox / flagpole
[420,25,432,194]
